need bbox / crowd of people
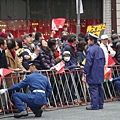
[0,31,119,72]
[0,30,120,118]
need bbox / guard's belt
[33,90,45,93]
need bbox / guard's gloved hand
[0,89,7,94]
[108,51,111,54]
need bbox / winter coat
[84,43,105,84]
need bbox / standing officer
[0,60,52,118]
[83,33,105,110]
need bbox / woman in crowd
[48,38,62,65]
[35,39,54,70]
[77,40,87,65]
[6,39,25,71]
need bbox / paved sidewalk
[1,101,120,120]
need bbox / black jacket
[0,50,8,68]
[116,41,120,63]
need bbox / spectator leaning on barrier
[23,34,40,60]
[35,39,55,70]
[63,51,80,70]
[15,38,30,70]
[22,34,40,69]
[0,60,52,118]
[5,39,25,71]
[0,37,8,68]
[62,34,79,65]
[100,34,116,66]
[83,33,105,110]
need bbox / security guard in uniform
[0,60,52,118]
[83,33,105,110]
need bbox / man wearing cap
[22,34,40,70]
[0,60,52,118]
[22,34,40,60]
[83,33,105,110]
[100,34,116,66]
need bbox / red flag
[52,18,66,31]
[104,66,112,81]
[108,54,116,66]
[53,61,65,74]
[0,68,12,86]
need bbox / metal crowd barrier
[0,65,120,117]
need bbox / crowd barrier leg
[75,69,89,103]
[58,73,69,106]
[41,70,57,108]
[70,71,81,103]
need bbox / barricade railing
[0,65,119,117]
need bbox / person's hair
[0,38,4,46]
[88,34,97,43]
[78,32,85,38]
[61,35,68,43]
[7,39,16,50]
[15,38,23,48]
[47,38,56,48]
[77,40,87,52]
[68,34,76,42]
[33,63,41,70]
[85,33,89,42]
[111,33,118,40]
[35,32,42,40]
[78,36,85,42]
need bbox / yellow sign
[87,23,106,37]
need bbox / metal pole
[76,0,81,37]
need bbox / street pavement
[1,101,120,120]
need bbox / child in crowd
[63,51,80,70]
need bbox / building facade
[0,0,117,38]
[116,0,120,35]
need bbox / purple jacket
[36,47,55,70]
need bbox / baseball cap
[22,34,30,40]
[101,35,108,40]
[28,60,40,66]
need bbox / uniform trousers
[88,84,104,110]
[12,92,42,114]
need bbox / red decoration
[0,68,12,86]
[0,19,100,40]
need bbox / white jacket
[100,43,116,66]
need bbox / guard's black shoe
[14,110,28,118]
[35,109,43,117]
[86,107,99,110]
[86,107,93,110]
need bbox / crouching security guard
[83,33,105,110]
[0,60,52,118]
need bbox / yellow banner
[87,23,106,37]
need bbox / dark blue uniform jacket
[84,44,105,84]
[8,71,52,106]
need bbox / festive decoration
[0,19,100,39]
[52,18,66,31]
[0,68,12,86]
